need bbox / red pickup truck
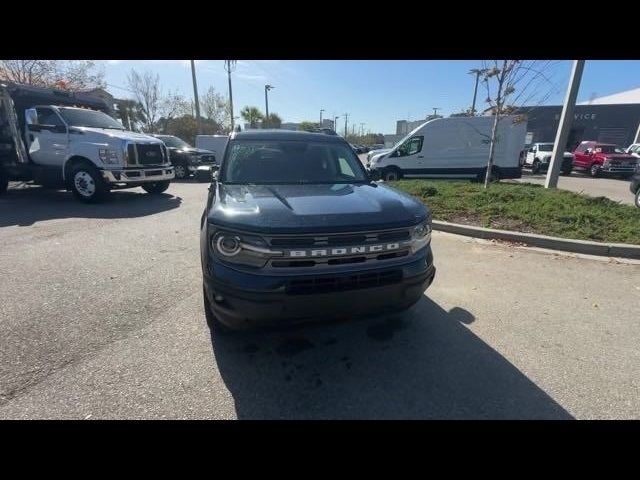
[572,141,638,178]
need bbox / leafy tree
[127,69,161,133]
[298,121,319,132]
[162,115,222,145]
[0,60,105,90]
[240,106,264,129]
[114,99,145,131]
[263,113,282,129]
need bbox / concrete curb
[432,220,640,259]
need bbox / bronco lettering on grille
[287,243,401,258]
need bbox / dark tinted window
[222,140,367,184]
[36,108,64,127]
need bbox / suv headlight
[99,148,119,164]
[411,219,432,252]
[210,230,281,267]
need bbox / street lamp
[264,84,274,128]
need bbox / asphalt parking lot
[515,168,635,205]
[1,181,639,419]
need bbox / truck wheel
[173,162,188,180]
[0,169,8,196]
[531,160,541,174]
[589,164,600,177]
[203,285,231,334]
[69,163,109,203]
[382,167,402,181]
[142,181,170,194]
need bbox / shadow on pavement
[0,184,182,227]
[211,296,573,419]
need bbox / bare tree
[0,60,104,90]
[127,70,161,133]
[480,60,562,188]
[201,87,230,132]
[159,90,190,133]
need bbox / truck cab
[572,141,637,178]
[0,82,174,202]
[524,142,574,175]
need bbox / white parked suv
[523,142,574,175]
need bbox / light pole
[320,109,325,128]
[468,68,487,116]
[224,60,237,131]
[432,107,441,117]
[545,60,585,189]
[264,84,274,128]
[343,113,349,137]
[333,116,339,131]
[190,60,202,135]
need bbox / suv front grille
[267,229,410,248]
[286,269,402,295]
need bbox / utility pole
[264,84,274,128]
[190,60,202,135]
[344,113,349,137]
[319,109,324,128]
[468,68,486,116]
[545,60,585,189]
[224,60,237,132]
[432,107,441,117]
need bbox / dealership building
[516,87,640,148]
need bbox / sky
[98,60,640,134]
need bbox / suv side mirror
[25,108,38,126]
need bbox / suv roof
[230,129,346,143]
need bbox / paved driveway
[1,181,639,419]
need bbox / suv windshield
[58,108,124,130]
[159,136,191,149]
[222,140,368,184]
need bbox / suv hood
[208,183,429,234]
[75,127,163,143]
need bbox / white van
[367,116,526,181]
[195,135,229,160]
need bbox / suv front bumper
[203,246,436,330]
[101,167,175,184]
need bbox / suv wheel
[589,164,600,177]
[69,163,109,203]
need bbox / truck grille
[286,269,402,295]
[136,144,165,165]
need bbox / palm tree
[240,106,264,129]
[263,113,282,129]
